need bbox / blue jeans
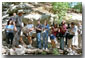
[43,32,48,49]
[37,33,41,48]
[60,37,64,50]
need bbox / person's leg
[37,33,40,48]
[43,33,45,49]
[39,33,41,49]
[27,35,32,45]
[10,33,14,45]
[60,37,64,50]
[15,27,21,47]
[51,39,56,48]
[36,33,38,48]
[75,35,78,48]
[6,33,10,44]
[72,37,75,50]
[20,36,26,45]
[15,32,20,47]
[67,38,69,48]
[19,30,25,45]
[17,32,20,45]
[68,39,72,48]
[37,33,41,49]
[46,33,48,49]
[7,33,10,47]
[65,37,68,47]
[53,40,56,48]
[51,39,53,48]
[78,34,81,48]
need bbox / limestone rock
[15,45,26,55]
[9,48,16,55]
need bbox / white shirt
[72,25,78,36]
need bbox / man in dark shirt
[36,20,42,49]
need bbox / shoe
[27,45,33,48]
[72,50,76,55]
[67,49,69,51]
[42,48,45,50]
[46,48,49,51]
[69,48,72,52]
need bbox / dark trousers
[6,32,14,45]
[65,37,68,46]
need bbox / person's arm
[13,21,17,31]
[58,28,60,32]
[35,25,42,31]
[45,24,50,31]
[29,27,34,31]
[36,27,42,31]
[13,21,16,26]
[14,26,17,31]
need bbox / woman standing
[59,21,67,50]
[42,20,49,50]
[50,24,59,49]
[5,20,17,47]
[71,22,78,52]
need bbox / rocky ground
[2,36,82,55]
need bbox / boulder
[2,48,7,54]
[15,45,26,55]
[9,48,16,55]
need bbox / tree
[52,2,69,24]
[73,2,82,13]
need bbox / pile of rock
[2,45,52,55]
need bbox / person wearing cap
[13,10,24,47]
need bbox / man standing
[13,10,24,47]
[78,22,82,48]
[36,20,42,49]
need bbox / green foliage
[48,43,52,49]
[73,2,82,13]
[41,51,47,55]
[52,2,69,23]
[52,48,60,55]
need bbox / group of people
[5,10,82,52]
